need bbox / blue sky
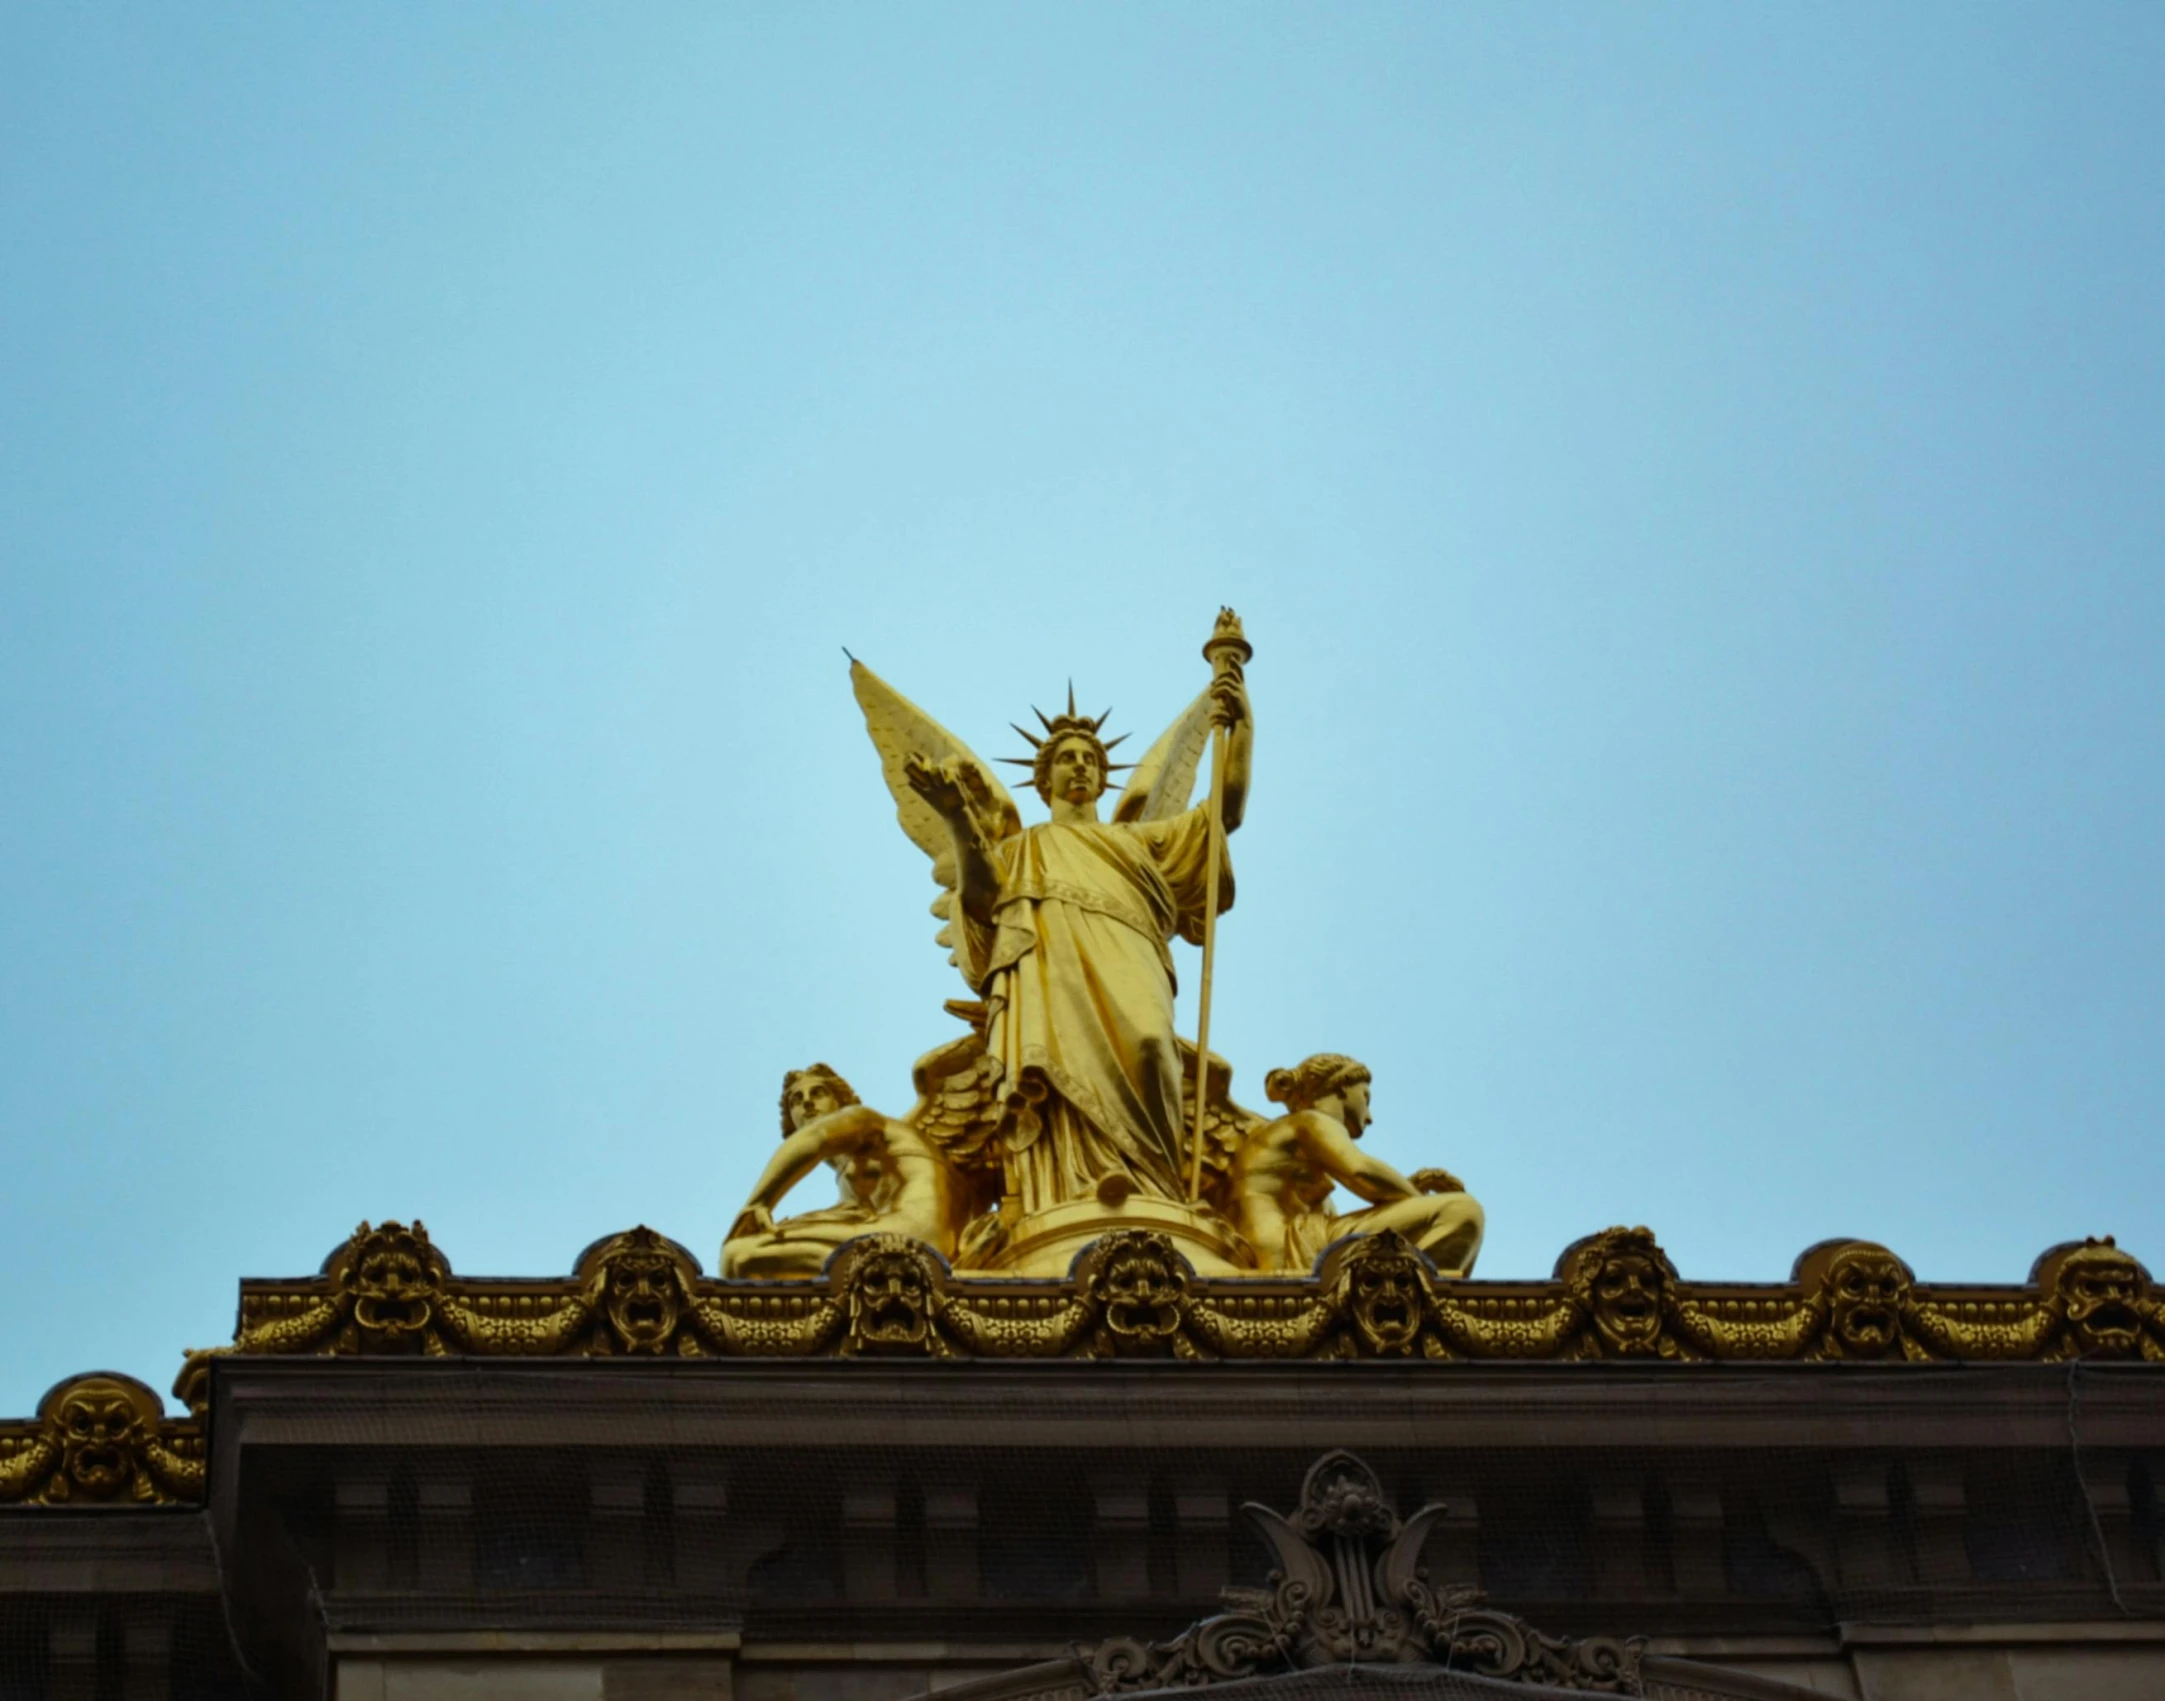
[3,6,2161,1412]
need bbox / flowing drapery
[958,810,1230,1210]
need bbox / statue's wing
[850,659,1020,964]
[908,1031,1007,1168]
[1112,685,1214,823]
[1178,1039,1267,1179]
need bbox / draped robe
[957,809,1230,1212]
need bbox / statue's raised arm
[850,659,1021,973]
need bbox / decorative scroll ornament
[1087,1450,1644,1694]
[0,1373,202,1507]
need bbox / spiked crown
[999,683,1132,801]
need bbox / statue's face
[2058,1248,2146,1356]
[1590,1252,1665,1353]
[847,1247,934,1351]
[1337,1080,1372,1138]
[1044,736,1105,806]
[785,1074,846,1131]
[604,1250,683,1353]
[1343,1242,1423,1353]
[57,1382,144,1498]
[349,1228,440,1341]
[1827,1247,1910,1356]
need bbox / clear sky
[3,6,2161,1414]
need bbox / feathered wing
[1112,685,1215,823]
[850,659,1020,967]
[907,1031,1007,1170]
[1177,1038,1268,1187]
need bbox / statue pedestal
[961,1196,1248,1279]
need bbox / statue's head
[1039,733,1108,806]
[1560,1227,1676,1356]
[1002,691,1129,808]
[40,1374,161,1501]
[2038,1237,2149,1357]
[1265,1053,1373,1136]
[577,1226,701,1354]
[780,1064,860,1136]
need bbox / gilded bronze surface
[155,1221,2165,1408]
[11,611,2162,1525]
[0,1224,2157,1513]
[726,611,1490,1279]
[0,1372,202,1508]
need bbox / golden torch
[1188,607,1252,1202]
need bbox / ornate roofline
[4,1221,2160,1509]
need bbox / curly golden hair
[1264,1053,1372,1113]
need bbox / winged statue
[847,649,1251,1227]
[719,611,1486,1281]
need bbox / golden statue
[908,680,1248,1211]
[721,1065,973,1278]
[720,610,1487,1281]
[1228,1054,1484,1276]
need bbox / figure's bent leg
[1344,1195,1487,1277]
[720,1222,863,1280]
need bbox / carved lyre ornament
[1088,1451,1645,1694]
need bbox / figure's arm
[1304,1117,1419,1206]
[1209,676,1254,832]
[729,1108,884,1239]
[906,755,1004,926]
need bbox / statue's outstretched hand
[904,753,970,819]
[1410,1168,1465,1195]
[728,1204,776,1242]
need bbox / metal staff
[1188,607,1252,1203]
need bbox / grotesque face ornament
[1564,1229,1674,1357]
[1826,1245,1911,1357]
[1593,1255,1664,1352]
[2054,1240,2148,1358]
[1086,1232,1192,1350]
[575,1227,696,1355]
[1335,1234,1427,1355]
[55,1381,146,1501]
[842,1238,939,1353]
[606,1255,683,1353]
[340,1222,446,1348]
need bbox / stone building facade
[2,1222,2161,1700]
